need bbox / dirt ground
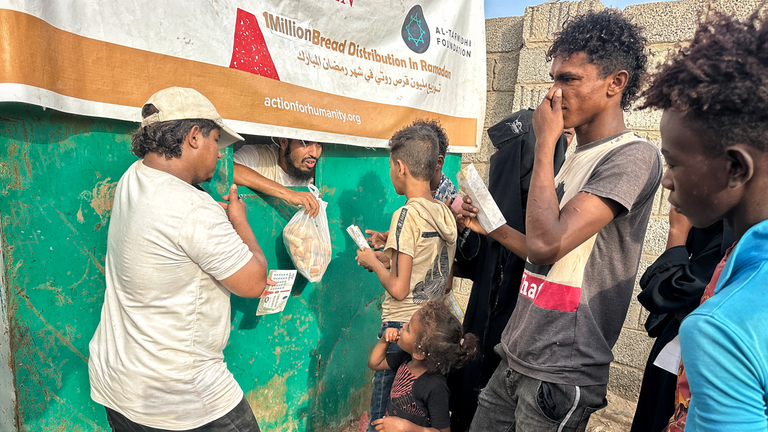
[586,391,637,432]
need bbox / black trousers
[105,397,261,432]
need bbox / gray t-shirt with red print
[501,131,662,386]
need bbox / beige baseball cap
[140,87,244,148]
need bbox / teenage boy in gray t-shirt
[458,11,661,432]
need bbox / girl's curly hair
[131,103,219,159]
[548,9,648,110]
[415,297,478,375]
[641,10,768,155]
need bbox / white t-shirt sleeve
[177,201,254,281]
[233,145,260,170]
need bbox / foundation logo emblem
[402,5,430,53]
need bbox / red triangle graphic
[230,8,280,80]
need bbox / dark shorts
[105,397,261,432]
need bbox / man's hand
[454,196,487,235]
[365,230,389,250]
[257,278,280,298]
[533,87,565,153]
[219,184,247,223]
[284,190,320,218]
[383,327,400,343]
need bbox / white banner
[0,1,486,152]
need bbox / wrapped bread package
[456,163,506,233]
[282,185,332,282]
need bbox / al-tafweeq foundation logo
[402,5,430,53]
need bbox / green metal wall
[0,103,461,431]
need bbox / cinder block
[623,295,643,330]
[463,129,495,164]
[517,46,551,84]
[625,108,663,131]
[492,51,521,92]
[511,84,551,112]
[486,56,495,93]
[485,92,516,128]
[624,0,705,43]
[642,216,670,257]
[633,130,662,148]
[607,363,644,401]
[635,258,655,290]
[486,16,525,53]
[613,328,654,369]
[651,183,666,216]
[523,1,605,43]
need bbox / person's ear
[396,159,408,177]
[435,155,445,172]
[607,70,629,98]
[412,350,426,361]
[186,125,202,149]
[726,145,754,189]
[279,137,289,150]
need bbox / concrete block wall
[455,0,763,402]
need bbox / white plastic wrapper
[282,185,332,282]
[456,163,506,233]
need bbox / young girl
[368,297,477,432]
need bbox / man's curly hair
[641,11,768,155]
[131,103,219,159]
[548,9,648,110]
[414,297,477,375]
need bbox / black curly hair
[414,297,478,375]
[388,123,439,181]
[548,9,648,110]
[412,119,449,157]
[642,11,768,155]
[131,103,219,159]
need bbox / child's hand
[375,251,391,269]
[356,248,379,271]
[372,416,416,431]
[383,327,400,343]
[365,230,389,250]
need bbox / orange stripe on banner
[0,9,477,147]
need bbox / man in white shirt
[233,138,323,217]
[88,87,272,432]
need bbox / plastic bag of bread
[282,185,332,282]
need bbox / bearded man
[233,137,323,217]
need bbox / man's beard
[284,148,317,181]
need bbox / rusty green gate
[0,103,460,431]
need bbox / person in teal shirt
[641,10,768,431]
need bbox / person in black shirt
[630,209,733,432]
[368,298,477,432]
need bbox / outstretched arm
[357,249,412,301]
[233,162,320,217]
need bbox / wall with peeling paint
[0,222,17,432]
[0,102,461,431]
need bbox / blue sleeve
[680,314,767,432]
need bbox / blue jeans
[105,397,260,432]
[469,345,607,432]
[367,321,404,432]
